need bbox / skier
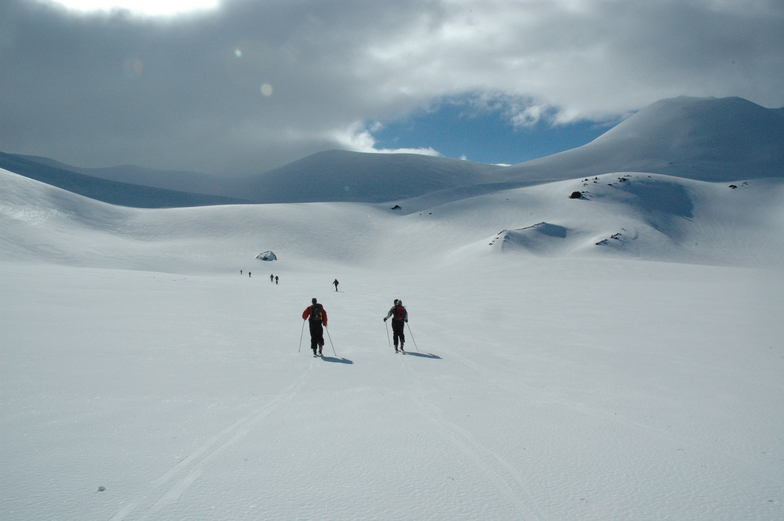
[275,275,279,285]
[270,274,274,282]
[302,298,328,356]
[383,299,408,353]
[333,279,339,291]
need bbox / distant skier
[270,274,274,282]
[249,272,251,278]
[240,270,242,275]
[275,275,279,285]
[333,279,339,291]
[384,299,408,353]
[302,298,328,356]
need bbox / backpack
[395,305,406,321]
[311,304,323,322]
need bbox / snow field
[2,257,782,520]
[2,167,783,520]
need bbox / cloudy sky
[1,0,782,176]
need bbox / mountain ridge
[1,96,781,208]
[0,151,250,208]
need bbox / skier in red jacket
[384,299,408,353]
[302,298,328,356]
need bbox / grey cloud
[1,0,782,176]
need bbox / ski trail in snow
[109,364,313,521]
[399,355,547,521]
[107,500,139,521]
[140,470,203,520]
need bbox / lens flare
[234,49,242,58]
[122,58,143,78]
[260,83,273,97]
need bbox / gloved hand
[404,318,408,323]
[383,317,387,322]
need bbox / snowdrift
[490,222,572,256]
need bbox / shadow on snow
[320,356,354,364]
[402,352,441,360]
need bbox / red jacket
[302,304,327,326]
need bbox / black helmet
[312,298,317,304]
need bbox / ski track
[108,366,312,521]
[398,352,547,521]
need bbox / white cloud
[510,105,546,128]
[2,0,782,174]
[36,0,218,16]
[328,122,441,157]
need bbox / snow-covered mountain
[2,96,781,208]
[500,96,784,183]
[0,151,248,208]
[0,149,508,206]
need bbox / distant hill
[231,150,508,204]
[1,150,508,206]
[500,96,784,183]
[2,96,782,208]
[19,156,244,201]
[0,152,249,208]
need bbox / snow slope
[2,163,783,520]
[4,166,782,270]
[501,96,784,184]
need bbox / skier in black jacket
[383,299,408,353]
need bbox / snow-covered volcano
[1,96,783,521]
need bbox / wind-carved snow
[490,222,571,256]
[0,204,68,224]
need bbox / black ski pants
[309,320,324,351]
[391,320,405,347]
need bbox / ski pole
[384,320,391,347]
[298,320,305,353]
[325,326,337,356]
[406,322,419,351]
